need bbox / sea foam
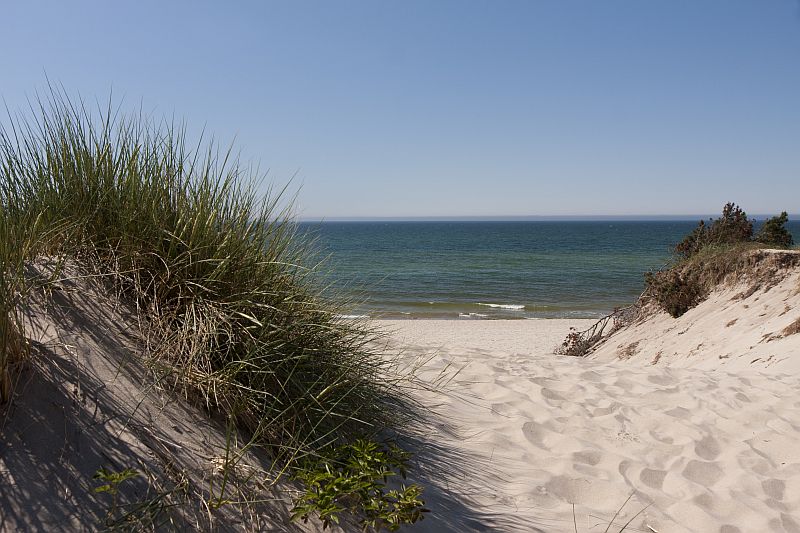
[476,303,525,310]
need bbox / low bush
[644,269,704,318]
[291,440,428,531]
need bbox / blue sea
[301,220,800,320]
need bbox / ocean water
[301,220,799,320]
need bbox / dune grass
[0,90,423,526]
[0,217,25,404]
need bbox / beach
[382,319,800,533]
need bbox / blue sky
[2,1,799,218]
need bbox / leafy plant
[94,467,140,524]
[291,439,428,531]
[94,467,140,495]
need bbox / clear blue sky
[2,1,799,218]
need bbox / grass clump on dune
[0,90,425,529]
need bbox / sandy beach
[381,318,800,533]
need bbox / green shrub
[755,211,794,248]
[291,440,428,531]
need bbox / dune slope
[0,263,318,532]
[590,249,800,372]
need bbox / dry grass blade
[603,492,634,533]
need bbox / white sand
[382,318,800,533]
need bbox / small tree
[755,211,793,248]
[675,219,707,259]
[706,202,753,247]
[674,203,753,259]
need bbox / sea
[300,220,800,320]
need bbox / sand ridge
[589,266,800,373]
[382,319,800,533]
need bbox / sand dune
[383,319,800,533]
[590,257,800,373]
[4,258,799,531]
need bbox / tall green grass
[0,216,25,404]
[0,90,413,465]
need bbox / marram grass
[0,90,416,468]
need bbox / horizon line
[299,214,797,222]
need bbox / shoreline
[341,311,609,321]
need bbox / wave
[459,313,489,319]
[336,314,369,319]
[476,303,525,310]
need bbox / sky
[1,1,799,218]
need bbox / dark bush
[710,202,754,245]
[675,220,708,259]
[644,269,705,318]
[755,211,794,248]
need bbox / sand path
[382,319,800,533]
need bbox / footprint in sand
[530,376,553,387]
[522,421,551,450]
[540,388,566,402]
[579,370,603,382]
[778,513,800,532]
[735,392,752,403]
[591,401,622,417]
[762,478,786,500]
[639,467,668,490]
[665,406,692,420]
[694,434,722,460]
[692,491,715,511]
[647,374,677,386]
[682,459,724,486]
[572,449,603,466]
[736,451,774,476]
